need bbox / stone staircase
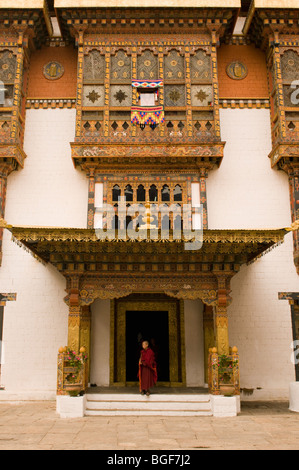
[85,393,213,416]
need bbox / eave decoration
[0,218,296,273]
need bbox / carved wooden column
[214,275,230,355]
[67,277,88,350]
[209,29,221,141]
[184,48,193,139]
[87,168,95,229]
[199,168,209,229]
[131,49,137,138]
[103,48,110,138]
[67,276,91,381]
[158,50,165,138]
[288,168,299,274]
[203,304,214,383]
[74,29,85,140]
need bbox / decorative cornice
[220,98,270,109]
[268,142,299,169]
[71,141,225,172]
[26,99,76,110]
[0,144,26,170]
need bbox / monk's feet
[146,391,150,396]
[141,390,146,395]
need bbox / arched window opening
[149,184,158,202]
[112,184,121,202]
[161,184,170,202]
[174,184,182,201]
[137,184,146,202]
[125,184,133,202]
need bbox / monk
[138,340,157,396]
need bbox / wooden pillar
[67,276,91,383]
[214,306,229,355]
[203,304,214,383]
[199,168,208,229]
[87,169,95,229]
[288,168,299,275]
[67,277,88,350]
[75,29,84,140]
[214,275,230,355]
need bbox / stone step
[85,409,213,416]
[86,393,210,402]
[85,393,212,416]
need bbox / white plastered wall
[184,300,205,387]
[90,299,110,386]
[207,108,298,400]
[0,109,88,395]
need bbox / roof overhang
[2,221,291,276]
[243,0,299,38]
[54,0,241,41]
[0,0,53,43]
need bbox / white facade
[0,109,87,395]
[0,107,297,399]
[208,109,298,399]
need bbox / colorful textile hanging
[131,106,164,128]
[132,79,163,88]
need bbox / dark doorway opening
[126,310,170,382]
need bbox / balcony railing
[78,118,218,143]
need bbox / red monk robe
[138,343,157,394]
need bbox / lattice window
[0,84,14,107]
[281,50,299,83]
[283,85,299,108]
[108,180,187,203]
[0,50,16,83]
[137,50,158,80]
[112,184,121,202]
[0,51,16,113]
[110,50,131,83]
[105,179,187,230]
[191,85,213,106]
[190,50,212,82]
[164,50,185,81]
[110,85,132,107]
[83,50,105,82]
[83,85,105,107]
[164,85,186,107]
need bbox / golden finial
[285,220,299,232]
[138,201,157,230]
[0,218,11,229]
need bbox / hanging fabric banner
[131,105,165,127]
[132,79,163,88]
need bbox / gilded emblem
[226,61,248,80]
[43,61,64,80]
